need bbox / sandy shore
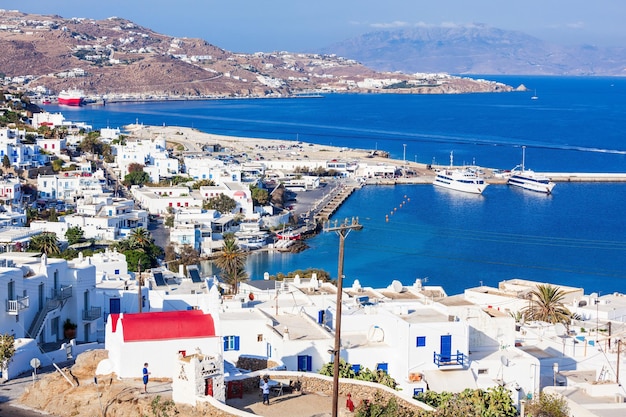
[124,124,431,175]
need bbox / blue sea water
[46,76,626,295]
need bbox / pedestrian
[142,363,151,393]
[346,392,355,412]
[261,376,270,405]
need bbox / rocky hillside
[0,10,515,100]
[322,24,626,76]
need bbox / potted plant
[63,318,77,340]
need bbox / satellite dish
[554,323,567,337]
[263,272,270,281]
[391,280,403,293]
[30,358,41,369]
[95,359,115,376]
[500,356,509,367]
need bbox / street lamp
[552,362,559,386]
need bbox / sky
[2,0,626,53]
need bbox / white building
[113,137,179,181]
[131,185,202,215]
[37,171,105,201]
[30,195,148,242]
[0,178,23,205]
[104,310,221,380]
[183,155,241,184]
[198,182,254,218]
[0,252,103,378]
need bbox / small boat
[276,228,301,240]
[507,146,555,194]
[531,89,538,100]
[432,151,489,194]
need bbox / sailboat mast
[521,146,526,171]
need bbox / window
[297,355,312,372]
[223,335,240,351]
[376,363,388,373]
[416,336,426,347]
[257,334,263,342]
[351,364,361,374]
[413,388,424,396]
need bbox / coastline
[126,124,626,185]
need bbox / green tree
[0,333,16,380]
[525,392,569,417]
[48,207,58,222]
[51,158,64,172]
[250,185,269,205]
[414,387,517,417]
[2,155,10,170]
[129,227,152,251]
[65,226,85,245]
[123,170,150,186]
[29,232,61,256]
[124,250,152,273]
[203,193,237,214]
[191,179,216,189]
[523,284,572,324]
[213,234,247,294]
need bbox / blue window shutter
[377,363,388,372]
[223,336,228,351]
[416,336,426,347]
[297,355,306,371]
[234,336,240,351]
[351,364,361,374]
[306,355,312,372]
[318,310,324,324]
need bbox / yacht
[507,146,555,194]
[433,152,489,194]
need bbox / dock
[314,184,360,222]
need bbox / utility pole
[137,261,142,313]
[617,339,622,385]
[324,217,363,417]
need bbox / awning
[422,369,477,393]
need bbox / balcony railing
[6,295,29,315]
[433,350,467,368]
[51,285,73,301]
[83,306,102,321]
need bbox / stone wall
[230,372,430,415]
[236,356,281,372]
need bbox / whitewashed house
[131,185,202,215]
[104,310,221,380]
[36,137,66,156]
[0,252,103,379]
[36,171,105,201]
[198,182,254,218]
[0,178,22,205]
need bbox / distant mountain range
[321,24,626,76]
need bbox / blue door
[110,298,121,314]
[440,335,452,362]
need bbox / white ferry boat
[507,146,555,194]
[432,152,489,194]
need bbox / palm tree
[523,284,572,324]
[214,234,248,294]
[29,232,61,256]
[129,227,152,251]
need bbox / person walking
[261,376,270,405]
[142,363,151,393]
